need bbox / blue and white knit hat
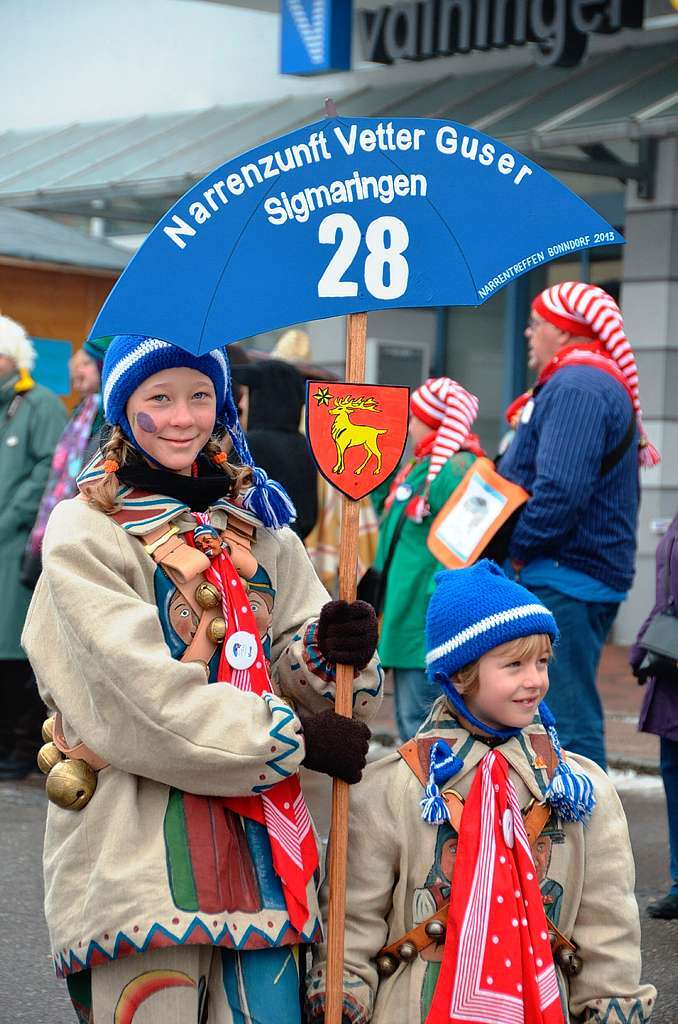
[101,334,295,530]
[425,560,559,681]
[420,561,594,825]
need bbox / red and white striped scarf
[426,750,564,1024]
[190,513,318,934]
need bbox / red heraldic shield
[306,382,409,501]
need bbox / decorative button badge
[225,630,258,670]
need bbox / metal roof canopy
[0,40,674,227]
[0,207,127,271]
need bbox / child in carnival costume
[375,376,484,741]
[307,561,655,1024]
[23,335,382,1024]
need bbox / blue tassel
[420,781,450,825]
[420,740,463,826]
[241,467,297,530]
[544,757,596,823]
[540,702,595,823]
[429,739,464,786]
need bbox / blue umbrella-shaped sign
[89,115,622,352]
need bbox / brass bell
[41,716,55,743]
[46,759,97,811]
[195,582,220,610]
[206,617,226,643]
[554,947,583,977]
[424,919,446,941]
[375,954,399,977]
[397,941,418,962]
[37,742,63,775]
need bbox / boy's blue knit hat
[100,334,295,530]
[425,560,559,682]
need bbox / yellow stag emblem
[329,395,387,476]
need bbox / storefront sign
[89,117,623,352]
[357,0,643,68]
[281,0,352,75]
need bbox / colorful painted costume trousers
[66,944,303,1024]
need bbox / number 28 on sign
[318,214,409,301]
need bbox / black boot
[647,892,678,920]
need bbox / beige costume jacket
[308,710,655,1024]
[22,495,382,978]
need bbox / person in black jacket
[232,358,318,540]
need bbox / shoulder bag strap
[600,413,635,477]
[374,475,427,614]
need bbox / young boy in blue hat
[308,561,655,1024]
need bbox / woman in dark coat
[630,513,678,918]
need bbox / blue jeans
[529,586,619,771]
[660,737,678,895]
[394,667,441,741]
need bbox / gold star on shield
[313,386,331,407]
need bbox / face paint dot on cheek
[136,411,159,434]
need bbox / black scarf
[117,454,236,513]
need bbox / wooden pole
[324,309,368,1024]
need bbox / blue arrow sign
[90,117,623,354]
[280,0,352,75]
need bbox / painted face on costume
[248,590,274,640]
[462,638,550,732]
[125,366,217,474]
[525,310,568,374]
[168,590,200,645]
[534,835,553,883]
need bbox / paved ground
[1,646,674,1023]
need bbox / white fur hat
[0,314,36,371]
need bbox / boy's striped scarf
[426,749,564,1024]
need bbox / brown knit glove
[316,599,378,671]
[300,707,371,784]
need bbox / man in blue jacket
[499,282,659,769]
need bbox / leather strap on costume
[398,738,551,842]
[378,739,573,965]
[51,713,108,771]
[377,900,575,965]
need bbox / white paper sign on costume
[427,457,529,570]
[433,472,508,563]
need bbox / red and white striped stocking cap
[410,377,479,489]
[533,281,659,467]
